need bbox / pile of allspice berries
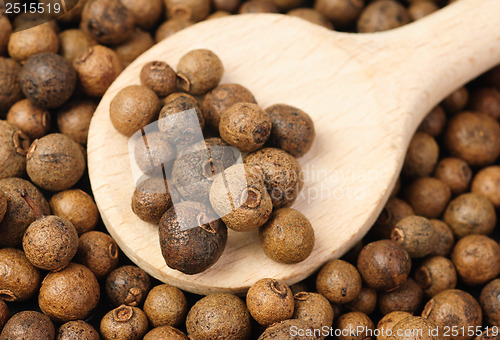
[0,0,500,339]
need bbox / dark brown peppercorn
[120,0,163,30]
[371,197,414,239]
[0,311,54,340]
[176,49,224,95]
[288,8,333,29]
[140,61,177,97]
[144,326,188,340]
[314,0,364,27]
[159,201,227,274]
[57,320,100,340]
[378,278,423,315]
[442,86,469,114]
[357,240,412,292]
[257,319,317,340]
[357,0,410,33]
[471,166,500,208]
[391,215,438,258]
[7,99,51,140]
[480,279,500,327]
[0,58,23,114]
[77,231,119,279]
[0,248,41,302]
[469,88,500,120]
[143,284,188,328]
[165,0,211,22]
[429,219,455,257]
[404,177,451,219]
[19,53,77,109]
[7,23,59,61]
[0,121,30,180]
[434,157,472,195]
[100,305,148,340]
[132,177,173,224]
[57,99,97,145]
[293,292,334,332]
[336,312,374,340]
[345,286,377,315]
[247,278,294,326]
[106,265,151,307]
[58,29,97,62]
[50,189,98,235]
[417,105,446,137]
[316,259,362,304]
[402,132,439,178]
[414,256,457,298]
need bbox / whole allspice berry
[443,192,497,238]
[134,131,176,177]
[414,256,457,298]
[376,311,412,340]
[186,293,252,340]
[19,53,77,109]
[357,240,412,292]
[106,265,151,307]
[451,234,500,286]
[480,279,500,327]
[57,99,97,145]
[144,326,188,340]
[77,231,119,279]
[444,112,500,166]
[81,0,135,45]
[0,58,23,113]
[50,189,99,235]
[471,166,500,208]
[442,86,469,114]
[378,278,424,315]
[266,104,316,158]
[159,201,228,274]
[58,29,97,62]
[132,178,173,224]
[417,105,446,137]
[239,1,279,14]
[246,278,294,326]
[357,0,410,33]
[0,248,41,302]
[469,88,500,120]
[113,29,154,68]
[100,305,149,340]
[388,316,439,340]
[314,0,364,27]
[220,102,272,152]
[404,177,451,219]
[0,311,55,340]
[7,23,59,61]
[259,208,315,264]
[0,15,11,56]
[202,83,257,130]
[345,286,378,315]
[434,157,472,195]
[0,299,8,331]
[110,85,162,137]
[213,0,241,12]
[140,61,177,97]
[402,132,439,178]
[288,8,334,29]
[316,259,362,304]
[143,284,188,328]
[391,215,438,258]
[73,45,123,97]
[164,0,211,22]
[6,99,51,140]
[177,49,224,95]
[371,197,414,239]
[210,164,273,232]
[293,292,334,333]
[408,0,439,21]
[0,121,30,180]
[120,0,163,30]
[0,190,6,223]
[155,18,194,42]
[57,320,100,340]
[429,219,455,257]
[336,312,374,340]
[421,289,482,340]
[26,133,86,191]
[258,319,316,340]
[39,262,100,322]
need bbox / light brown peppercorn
[26,133,86,191]
[202,83,257,130]
[443,192,496,238]
[421,289,482,340]
[140,61,177,97]
[39,262,100,322]
[81,0,134,45]
[402,132,439,178]
[134,131,176,177]
[371,197,414,239]
[408,0,439,20]
[19,52,77,109]
[357,240,412,292]
[143,284,187,328]
[480,279,500,327]
[57,99,97,145]
[0,248,41,302]
[58,29,97,62]
[316,259,362,304]
[417,105,446,137]
[345,286,377,315]
[144,326,188,340]
[114,29,154,67]
[0,58,23,114]
[357,0,410,33]
[49,189,98,235]
[247,278,294,327]
[388,316,439,340]
[186,293,251,340]
[155,18,194,42]
[391,215,438,258]
[0,15,11,56]
[176,49,224,95]
[469,88,500,120]
[434,157,472,195]
[266,104,316,158]
[73,45,123,97]
[0,311,54,340]
[259,208,315,264]
[165,0,211,22]
[57,320,100,340]
[120,0,163,29]
[287,8,333,29]
[314,0,364,27]
[0,177,50,247]
[210,164,273,232]
[7,23,59,61]
[336,311,374,340]
[443,86,469,113]
[76,231,119,279]
[428,219,455,257]
[131,177,173,224]
[444,112,500,166]
[404,177,451,219]
[213,0,241,12]
[376,311,412,340]
[257,319,317,340]
[471,166,500,208]
[100,305,148,340]
[414,256,457,298]
[451,234,500,286]
[6,99,51,140]
[159,201,227,274]
[106,265,151,307]
[378,278,423,315]
[0,121,30,180]
[293,292,334,334]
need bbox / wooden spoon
[87,0,500,295]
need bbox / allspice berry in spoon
[165,0,211,22]
[57,99,97,145]
[471,166,500,208]
[480,279,500,327]
[105,265,151,307]
[132,178,173,224]
[0,121,30,180]
[143,284,188,328]
[50,189,98,235]
[293,292,334,333]
[0,248,41,302]
[186,293,252,340]
[144,326,188,340]
[39,262,100,322]
[159,201,227,274]
[378,278,423,315]
[134,131,176,177]
[434,157,472,195]
[316,259,362,304]
[357,0,410,33]
[100,305,148,340]
[0,311,55,340]
[140,61,177,97]
[57,320,100,340]
[176,49,224,95]
[389,316,439,340]
[19,53,77,109]
[0,58,23,113]
[110,85,161,137]
[7,23,59,61]
[247,278,294,326]
[77,231,119,279]
[314,0,363,27]
[26,133,86,191]
[391,215,438,258]
[220,102,272,152]
[6,99,51,140]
